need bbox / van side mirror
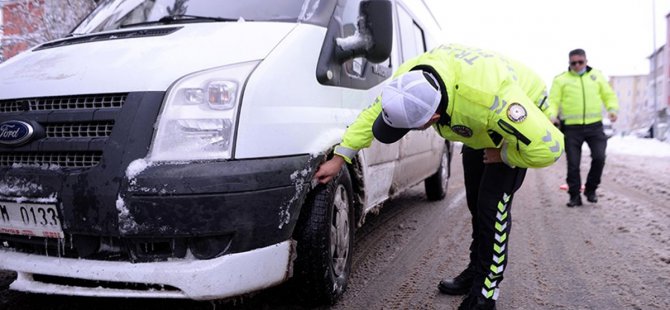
[335,0,392,63]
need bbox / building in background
[644,45,670,140]
[644,12,670,141]
[609,75,650,135]
[0,2,3,62]
[0,0,96,61]
[1,0,46,60]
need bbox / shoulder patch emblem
[590,75,597,81]
[507,103,527,123]
[451,125,473,137]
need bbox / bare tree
[2,0,97,60]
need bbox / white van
[0,0,450,304]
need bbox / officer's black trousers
[563,122,608,196]
[462,146,526,300]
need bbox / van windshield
[73,0,328,34]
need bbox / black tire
[293,167,355,305]
[425,143,451,201]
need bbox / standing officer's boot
[566,194,582,207]
[438,264,475,295]
[584,190,598,203]
[458,294,496,310]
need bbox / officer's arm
[547,77,562,121]
[598,71,619,115]
[333,96,382,163]
[315,97,381,184]
[332,58,425,164]
[490,84,565,168]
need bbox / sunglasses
[570,60,585,66]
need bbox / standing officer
[314,44,564,310]
[549,49,618,207]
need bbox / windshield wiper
[158,15,237,23]
[121,15,238,28]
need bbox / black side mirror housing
[335,0,392,63]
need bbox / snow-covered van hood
[0,23,296,99]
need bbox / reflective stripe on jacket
[548,67,619,125]
[336,44,564,169]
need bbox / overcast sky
[425,0,670,86]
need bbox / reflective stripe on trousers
[462,146,527,300]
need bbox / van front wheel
[293,167,354,305]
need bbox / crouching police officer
[314,44,564,310]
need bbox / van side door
[392,2,443,191]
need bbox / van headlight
[149,61,259,161]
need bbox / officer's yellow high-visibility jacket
[334,44,564,169]
[509,58,552,119]
[548,67,618,125]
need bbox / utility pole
[652,0,658,139]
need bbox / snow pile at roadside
[606,136,670,158]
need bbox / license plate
[0,201,64,239]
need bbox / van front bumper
[0,240,295,300]
[117,154,321,258]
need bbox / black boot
[438,265,474,295]
[566,194,582,207]
[584,190,598,203]
[458,294,496,310]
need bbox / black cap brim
[372,113,410,144]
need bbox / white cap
[372,71,441,143]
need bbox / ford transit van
[0,0,451,304]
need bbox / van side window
[397,4,426,62]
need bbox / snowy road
[1,140,669,309]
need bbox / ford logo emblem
[0,120,34,146]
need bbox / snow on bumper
[0,240,295,300]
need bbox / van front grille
[46,121,115,138]
[0,151,103,168]
[0,94,126,113]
